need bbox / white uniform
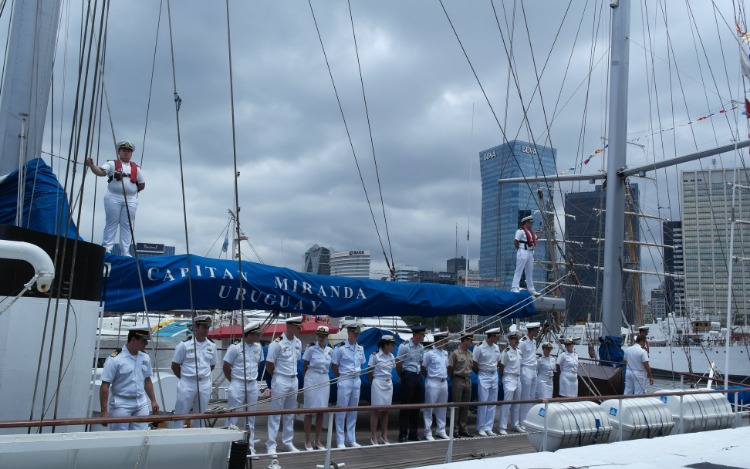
[511,228,537,293]
[518,335,537,418]
[331,340,366,447]
[266,333,302,452]
[624,345,649,394]
[557,351,579,397]
[535,355,555,399]
[498,346,522,431]
[172,337,218,428]
[303,343,332,408]
[223,340,263,446]
[368,350,395,405]
[100,159,144,255]
[422,348,449,437]
[472,340,500,433]
[101,348,152,431]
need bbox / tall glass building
[681,168,750,321]
[479,140,556,290]
[302,244,331,275]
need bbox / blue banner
[104,253,536,318]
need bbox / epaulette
[233,339,241,345]
[274,336,282,342]
[309,342,316,347]
[336,341,345,347]
[110,347,121,357]
[182,335,193,342]
[504,347,511,352]
[208,338,214,343]
[521,336,527,341]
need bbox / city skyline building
[446,257,467,275]
[564,184,641,324]
[329,249,371,278]
[302,244,331,275]
[479,140,557,290]
[680,168,750,321]
[662,220,684,316]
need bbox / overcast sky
[17,1,747,289]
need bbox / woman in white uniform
[556,339,579,397]
[535,342,555,399]
[302,326,333,451]
[367,335,396,445]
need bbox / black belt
[428,377,446,382]
[403,370,419,375]
[453,375,470,380]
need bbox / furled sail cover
[0,158,80,239]
[103,254,536,318]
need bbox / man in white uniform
[331,323,366,448]
[265,316,303,455]
[422,332,449,440]
[518,322,540,418]
[511,214,542,295]
[472,327,500,436]
[624,336,654,394]
[86,140,145,255]
[498,331,524,435]
[223,321,264,453]
[100,327,159,430]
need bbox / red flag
[745,98,750,118]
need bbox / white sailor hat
[285,316,303,325]
[638,325,649,331]
[432,331,449,339]
[117,140,135,151]
[460,332,474,341]
[485,327,501,336]
[422,334,435,344]
[345,323,362,333]
[507,331,521,340]
[193,314,212,326]
[562,338,574,345]
[521,215,534,223]
[380,334,396,343]
[541,341,554,349]
[243,321,261,335]
[129,326,151,340]
[525,322,541,330]
[316,325,330,335]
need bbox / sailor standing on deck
[86,140,145,255]
[624,336,654,394]
[637,326,650,354]
[100,327,159,430]
[422,332,449,440]
[302,326,333,451]
[518,322,540,418]
[368,335,397,445]
[396,324,426,442]
[331,323,366,448]
[511,215,542,296]
[265,316,303,455]
[498,331,524,435]
[222,321,264,453]
[472,327,501,436]
[556,338,579,397]
[535,342,555,399]
[448,333,474,438]
[171,315,217,429]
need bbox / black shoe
[458,431,474,438]
[407,435,421,442]
[398,436,407,443]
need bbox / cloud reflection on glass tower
[479,140,556,290]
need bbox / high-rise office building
[447,257,468,275]
[302,244,331,275]
[681,168,750,320]
[663,220,684,315]
[564,184,640,323]
[479,140,556,290]
[329,250,371,278]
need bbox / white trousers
[423,378,448,436]
[226,379,258,448]
[335,378,361,446]
[108,396,149,431]
[266,374,298,450]
[499,374,521,430]
[476,372,498,432]
[172,377,211,429]
[511,248,535,292]
[103,191,137,254]
[625,370,647,395]
[519,366,537,419]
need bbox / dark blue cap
[409,324,427,333]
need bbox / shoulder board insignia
[504,347,510,352]
[308,342,316,347]
[110,347,121,357]
[521,336,527,341]
[182,335,193,342]
[274,336,282,342]
[233,339,241,345]
[208,338,214,343]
